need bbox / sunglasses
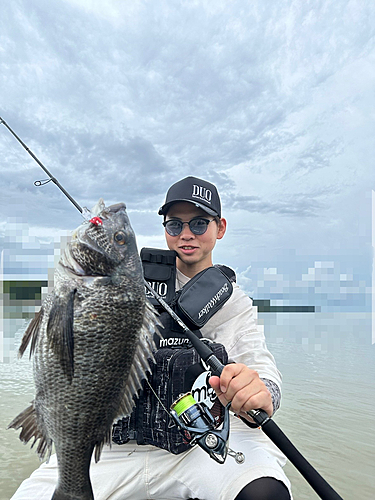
[163,217,216,236]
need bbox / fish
[8,199,159,500]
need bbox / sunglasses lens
[164,218,212,236]
[165,220,183,236]
[189,218,209,235]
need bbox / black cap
[158,176,221,217]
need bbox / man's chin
[176,251,196,263]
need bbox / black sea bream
[9,200,158,500]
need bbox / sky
[1,0,374,311]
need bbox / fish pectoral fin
[47,289,76,382]
[19,307,44,358]
[8,402,52,461]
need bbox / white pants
[11,417,292,500]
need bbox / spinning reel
[170,392,245,465]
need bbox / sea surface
[1,312,374,500]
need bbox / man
[11,176,291,500]
[155,176,292,499]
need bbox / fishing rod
[0,117,91,220]
[145,282,344,500]
[1,116,345,500]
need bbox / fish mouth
[71,227,103,259]
[60,242,111,278]
[62,201,129,277]
[59,245,87,276]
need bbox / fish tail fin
[8,402,52,461]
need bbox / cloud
[0,0,374,280]
[283,139,345,179]
[224,189,328,217]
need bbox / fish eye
[114,231,126,245]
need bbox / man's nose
[180,222,195,238]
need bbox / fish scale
[8,200,159,500]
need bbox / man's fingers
[209,367,273,416]
[209,376,230,407]
[218,363,244,393]
[209,375,221,392]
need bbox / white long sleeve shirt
[176,268,282,412]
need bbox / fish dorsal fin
[47,289,76,382]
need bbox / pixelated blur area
[0,217,70,363]
[237,257,371,354]
[1,205,373,362]
[234,189,373,352]
[373,190,375,344]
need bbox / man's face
[164,201,226,276]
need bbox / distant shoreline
[2,280,315,313]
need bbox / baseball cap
[158,176,221,217]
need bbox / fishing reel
[170,392,245,465]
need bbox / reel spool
[170,392,245,465]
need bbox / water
[1,313,374,500]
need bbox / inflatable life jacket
[112,248,236,454]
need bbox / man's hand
[209,363,273,419]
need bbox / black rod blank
[0,117,83,214]
[144,280,344,500]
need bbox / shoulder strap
[141,248,177,266]
[215,264,236,283]
[141,248,177,309]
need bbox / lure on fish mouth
[8,199,159,500]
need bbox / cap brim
[158,199,218,217]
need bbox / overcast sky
[1,0,374,308]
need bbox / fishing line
[1,116,345,499]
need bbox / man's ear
[217,218,227,240]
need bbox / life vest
[112,248,235,454]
